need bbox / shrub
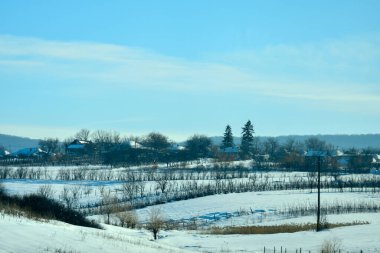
[116,210,139,228]
[37,184,55,199]
[0,187,101,229]
[321,238,342,253]
[0,182,5,196]
[206,222,368,235]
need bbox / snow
[2,212,380,253]
[134,190,380,224]
[12,147,47,156]
[0,214,189,253]
[1,165,380,252]
[160,213,380,253]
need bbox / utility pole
[306,150,326,232]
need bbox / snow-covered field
[1,165,380,252]
[2,207,380,252]
[160,212,380,253]
[133,190,380,226]
[0,214,188,253]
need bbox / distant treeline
[1,127,379,172]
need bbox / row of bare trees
[3,126,379,171]
[73,173,380,216]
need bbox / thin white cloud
[1,34,380,112]
[0,124,77,140]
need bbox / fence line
[263,246,364,253]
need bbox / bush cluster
[0,186,101,229]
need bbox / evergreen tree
[240,120,255,158]
[222,125,234,149]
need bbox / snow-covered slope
[0,215,188,253]
[160,213,380,253]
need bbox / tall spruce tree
[240,120,254,158]
[222,125,234,149]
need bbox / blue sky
[1,0,380,141]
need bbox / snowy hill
[0,215,188,253]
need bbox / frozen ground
[1,211,380,253]
[0,214,188,253]
[134,190,380,226]
[160,213,380,253]
[1,165,380,252]
[90,190,380,252]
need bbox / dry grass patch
[205,221,369,235]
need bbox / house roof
[13,147,47,156]
[221,146,239,153]
[330,150,344,156]
[67,139,91,149]
[67,144,86,149]
[305,150,328,157]
[0,149,11,157]
[127,140,143,149]
[372,154,380,163]
[170,143,185,151]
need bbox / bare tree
[306,171,317,193]
[305,137,327,151]
[116,210,138,228]
[137,181,146,198]
[37,184,55,199]
[156,178,170,194]
[60,186,79,209]
[146,207,165,240]
[122,183,138,206]
[75,129,91,141]
[39,138,60,154]
[92,130,121,154]
[264,137,280,161]
[100,189,118,224]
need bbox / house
[127,140,144,149]
[328,150,349,168]
[371,154,380,164]
[371,154,380,170]
[0,149,11,158]
[329,149,345,157]
[169,143,186,151]
[305,150,328,157]
[220,146,239,154]
[255,154,270,161]
[13,147,48,158]
[218,146,240,161]
[67,139,91,150]
[67,139,93,155]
